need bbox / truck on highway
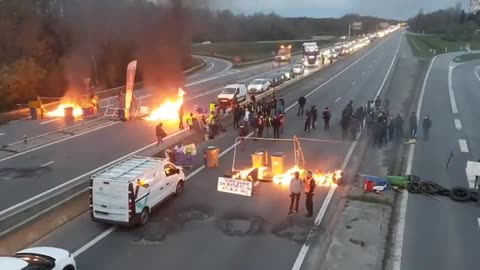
[302,42,320,67]
[90,156,185,226]
[217,83,247,107]
[275,45,292,62]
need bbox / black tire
[407,175,420,184]
[63,266,75,270]
[419,181,441,195]
[449,187,471,202]
[439,188,450,196]
[175,180,185,195]
[407,183,421,194]
[139,208,150,226]
[469,188,479,202]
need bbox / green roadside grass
[191,39,334,62]
[406,33,480,58]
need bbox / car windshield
[221,87,237,94]
[251,79,264,84]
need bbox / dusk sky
[206,0,471,20]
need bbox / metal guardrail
[0,61,206,124]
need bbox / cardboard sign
[217,177,252,197]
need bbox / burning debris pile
[145,88,185,122]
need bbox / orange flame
[45,102,83,118]
[145,88,185,122]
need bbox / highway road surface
[401,55,480,270]
[29,30,404,270]
[0,54,313,214]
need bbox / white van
[90,156,185,226]
[217,83,247,107]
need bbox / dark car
[268,73,284,87]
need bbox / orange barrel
[270,152,285,175]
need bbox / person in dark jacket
[310,105,318,129]
[257,114,265,138]
[156,123,167,146]
[272,114,281,139]
[233,106,242,129]
[394,113,404,140]
[304,110,312,132]
[387,116,395,141]
[409,112,418,139]
[298,96,306,116]
[304,171,316,217]
[422,115,432,140]
[322,107,331,129]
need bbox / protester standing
[288,172,303,216]
[310,105,318,129]
[409,112,418,140]
[304,110,312,132]
[298,96,306,116]
[178,104,184,129]
[322,107,331,129]
[422,115,432,141]
[304,171,316,218]
[156,123,167,146]
[186,113,194,131]
[394,113,404,140]
[272,114,281,139]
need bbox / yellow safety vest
[186,116,194,126]
[209,103,216,113]
[209,115,216,125]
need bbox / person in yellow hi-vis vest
[88,92,99,115]
[186,113,194,131]
[209,101,216,114]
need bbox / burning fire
[145,88,185,121]
[273,166,341,187]
[46,103,83,118]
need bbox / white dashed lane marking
[454,119,462,130]
[335,97,342,103]
[459,139,469,153]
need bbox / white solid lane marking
[477,218,480,229]
[454,119,462,130]
[459,139,469,153]
[475,66,480,81]
[72,227,116,257]
[375,34,403,98]
[40,161,55,167]
[0,133,5,136]
[206,62,214,72]
[352,81,357,86]
[392,40,440,270]
[335,97,342,103]
[361,71,366,76]
[40,118,61,125]
[448,65,459,114]
[72,40,388,258]
[184,61,233,87]
[292,33,403,270]
[0,121,119,163]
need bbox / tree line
[0,0,398,112]
[408,7,480,37]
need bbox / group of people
[365,97,433,147]
[297,95,333,132]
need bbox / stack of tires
[406,175,478,203]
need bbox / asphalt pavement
[401,55,480,270]
[29,31,405,270]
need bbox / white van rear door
[92,180,129,223]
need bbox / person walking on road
[288,172,303,216]
[304,110,312,132]
[298,96,306,116]
[310,105,318,129]
[304,171,316,218]
[409,112,418,140]
[322,107,331,129]
[156,123,167,146]
[422,115,432,141]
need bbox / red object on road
[234,56,242,64]
[364,180,375,192]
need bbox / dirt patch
[272,219,313,244]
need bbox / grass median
[192,39,335,62]
[406,33,480,58]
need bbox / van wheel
[139,208,149,226]
[175,180,185,195]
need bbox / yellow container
[270,152,285,175]
[251,152,265,168]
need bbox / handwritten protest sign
[217,177,252,197]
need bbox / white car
[292,64,305,75]
[0,247,76,270]
[248,79,270,94]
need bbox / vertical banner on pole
[125,60,138,120]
